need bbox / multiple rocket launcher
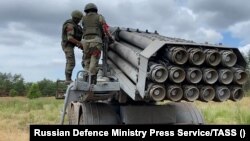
[108,27,248,103]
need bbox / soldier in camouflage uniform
[81,3,114,84]
[61,10,84,84]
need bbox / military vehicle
[59,27,248,125]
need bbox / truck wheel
[68,104,74,124]
[169,102,205,124]
[79,102,121,125]
[68,102,81,125]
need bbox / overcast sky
[0,0,250,82]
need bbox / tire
[79,102,121,125]
[169,102,205,124]
[68,104,75,124]
[68,102,81,125]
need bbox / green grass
[0,97,63,141]
[0,96,249,141]
[194,98,250,124]
[0,97,63,128]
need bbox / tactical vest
[62,19,83,43]
[82,13,102,37]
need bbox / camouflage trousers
[82,42,102,75]
[62,43,75,76]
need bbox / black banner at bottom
[30,125,249,140]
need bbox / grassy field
[194,98,250,124]
[0,97,63,141]
[0,96,249,140]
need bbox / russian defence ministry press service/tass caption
[33,128,238,138]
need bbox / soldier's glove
[76,43,83,50]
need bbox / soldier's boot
[90,75,97,85]
[65,73,73,85]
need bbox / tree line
[0,73,66,98]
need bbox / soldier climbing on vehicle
[81,3,114,84]
[61,10,84,85]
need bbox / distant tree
[12,74,26,96]
[0,73,13,96]
[27,83,41,99]
[9,89,18,97]
[0,73,5,95]
[243,50,250,94]
[0,73,12,95]
[23,82,33,97]
[0,72,26,96]
[37,78,57,96]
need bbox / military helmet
[71,10,83,19]
[84,3,98,12]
